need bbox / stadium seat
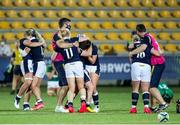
[76,0,90,7]
[47,44,53,52]
[94,33,107,41]
[153,0,166,7]
[90,0,102,7]
[64,0,77,7]
[82,11,96,18]
[81,32,93,40]
[36,22,49,29]
[10,43,15,50]
[121,11,134,18]
[49,22,59,29]
[44,10,57,18]
[114,0,128,7]
[5,10,18,18]
[108,11,120,18]
[158,44,164,50]
[23,21,36,29]
[0,22,10,29]
[3,32,16,41]
[31,10,44,18]
[0,11,5,18]
[43,32,53,41]
[71,32,78,38]
[19,10,32,18]
[142,21,152,29]
[166,0,178,7]
[128,0,140,7]
[88,22,101,30]
[164,44,177,52]
[11,22,23,29]
[119,33,131,41]
[134,10,146,18]
[99,44,112,54]
[69,11,83,18]
[26,0,39,7]
[57,10,70,18]
[149,32,157,39]
[152,22,164,29]
[16,32,24,39]
[39,0,51,7]
[113,22,126,29]
[113,44,126,53]
[106,32,120,41]
[172,11,180,18]
[75,22,88,29]
[159,11,171,18]
[102,0,115,7]
[51,0,64,7]
[178,44,180,51]
[126,22,137,29]
[171,33,180,40]
[101,22,113,29]
[158,32,171,41]
[165,21,177,29]
[0,34,2,41]
[141,0,153,8]
[146,10,158,18]
[13,0,26,7]
[0,0,13,7]
[95,11,108,18]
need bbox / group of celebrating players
[13,18,100,113]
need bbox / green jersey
[46,65,58,82]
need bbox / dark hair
[79,40,92,50]
[25,28,36,37]
[58,18,71,28]
[131,30,137,36]
[136,24,146,32]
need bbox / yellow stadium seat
[158,44,164,50]
[19,10,31,18]
[23,21,36,29]
[134,10,146,18]
[166,0,178,7]
[75,22,88,29]
[5,10,18,18]
[94,33,107,41]
[13,0,26,7]
[101,22,113,29]
[26,0,39,7]
[71,32,78,38]
[146,10,158,18]
[107,32,120,41]
[158,33,170,41]
[44,10,57,18]
[37,22,49,29]
[39,0,51,7]
[113,22,126,29]
[114,0,128,7]
[64,0,77,7]
[0,11,5,18]
[159,11,171,18]
[0,0,13,7]
[165,22,177,29]
[171,33,180,40]
[82,11,96,18]
[57,11,70,18]
[47,44,53,52]
[0,34,2,41]
[3,32,16,41]
[154,0,166,7]
[102,0,115,7]
[99,44,112,54]
[126,22,137,29]
[11,22,23,29]
[172,11,180,18]
[90,0,102,7]
[31,11,44,18]
[69,11,83,18]
[83,32,94,40]
[51,1,64,7]
[0,22,10,29]
[178,44,180,51]
[113,44,126,53]
[49,22,59,29]
[16,32,24,39]
[95,11,108,18]
[178,22,180,28]
[10,43,15,50]
[165,44,177,52]
[149,33,157,39]
[76,0,90,7]
[88,22,101,30]
[121,11,134,18]
[141,0,153,8]
[119,33,131,40]
[43,32,53,41]
[152,22,164,29]
[128,0,140,7]
[108,11,120,18]
[142,21,152,29]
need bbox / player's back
[19,38,32,60]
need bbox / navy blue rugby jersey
[19,38,32,60]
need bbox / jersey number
[40,46,44,56]
[137,52,145,58]
[64,48,73,59]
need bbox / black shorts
[13,65,23,76]
[53,61,68,87]
[150,63,165,88]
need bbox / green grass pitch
[0,86,180,124]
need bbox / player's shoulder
[71,37,79,42]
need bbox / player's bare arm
[23,39,44,47]
[88,55,97,64]
[129,44,147,57]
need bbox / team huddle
[14,18,100,113]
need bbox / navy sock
[132,92,139,106]
[68,102,73,107]
[142,92,150,106]
[93,92,99,106]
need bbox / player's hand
[24,47,31,53]
[72,41,79,47]
[128,52,133,58]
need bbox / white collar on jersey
[30,37,36,40]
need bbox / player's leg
[11,74,21,95]
[23,88,32,111]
